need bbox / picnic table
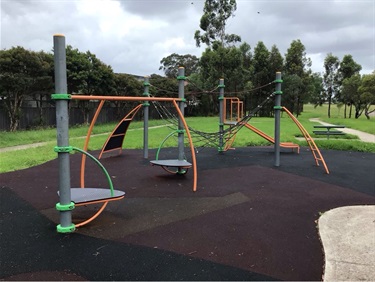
[313,125,346,139]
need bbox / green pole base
[56,224,76,233]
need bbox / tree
[198,42,251,115]
[194,0,241,47]
[30,51,54,127]
[323,53,340,118]
[250,41,272,116]
[358,72,375,119]
[307,72,324,106]
[268,45,283,74]
[149,74,178,98]
[66,46,115,124]
[337,54,362,118]
[283,39,312,115]
[341,75,361,118]
[283,74,303,116]
[159,53,199,78]
[338,55,362,80]
[112,73,143,119]
[0,47,53,131]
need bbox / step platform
[150,159,192,168]
[69,188,125,204]
[150,159,192,174]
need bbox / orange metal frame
[282,107,329,174]
[71,95,198,192]
[223,97,244,124]
[222,97,244,151]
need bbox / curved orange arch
[72,95,198,192]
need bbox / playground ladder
[283,107,329,174]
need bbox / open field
[0,103,374,173]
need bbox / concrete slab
[319,205,375,281]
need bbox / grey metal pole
[274,72,282,167]
[143,77,150,159]
[218,78,225,152]
[177,67,185,161]
[53,34,75,233]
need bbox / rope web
[148,81,275,151]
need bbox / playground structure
[53,35,199,233]
[219,87,328,173]
[52,34,328,233]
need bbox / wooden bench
[313,125,346,139]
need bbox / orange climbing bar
[282,107,329,174]
[172,99,198,192]
[71,95,183,102]
[80,100,105,188]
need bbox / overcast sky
[1,0,374,77]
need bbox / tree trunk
[344,104,347,118]
[327,95,332,118]
[349,104,353,118]
[6,93,23,132]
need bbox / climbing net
[148,81,276,151]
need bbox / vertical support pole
[274,72,282,167]
[143,76,150,159]
[218,78,225,152]
[177,67,186,162]
[53,34,75,233]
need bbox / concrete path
[310,118,375,143]
[319,206,375,281]
[311,119,375,281]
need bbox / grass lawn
[0,103,374,173]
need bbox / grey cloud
[1,0,373,75]
[116,0,202,22]
[230,0,374,73]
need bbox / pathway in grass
[0,124,172,153]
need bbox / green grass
[300,104,375,134]
[0,104,374,173]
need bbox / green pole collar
[274,106,283,110]
[143,102,150,107]
[56,201,75,211]
[274,79,283,83]
[51,94,71,100]
[274,90,283,95]
[56,224,76,233]
[218,97,224,100]
[218,84,225,88]
[143,82,150,86]
[177,75,186,80]
[54,146,73,153]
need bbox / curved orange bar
[172,100,197,191]
[282,107,329,174]
[71,95,197,190]
[80,100,105,188]
[74,201,109,228]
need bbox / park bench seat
[313,131,345,135]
